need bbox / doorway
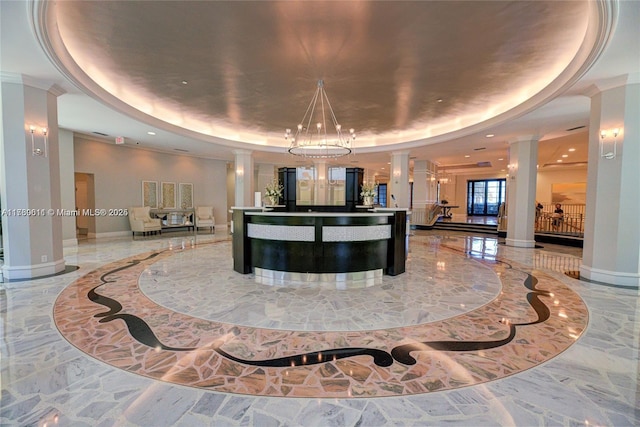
[75,173,96,239]
[467,179,506,216]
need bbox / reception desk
[232,208,407,281]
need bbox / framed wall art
[142,181,158,208]
[179,183,193,209]
[161,182,176,209]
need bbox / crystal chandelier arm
[322,92,341,136]
[301,86,321,144]
[286,80,354,158]
[320,87,327,142]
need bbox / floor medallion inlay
[53,237,588,398]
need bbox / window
[466,179,506,216]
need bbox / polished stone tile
[1,230,638,426]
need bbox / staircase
[430,219,499,235]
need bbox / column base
[504,238,536,248]
[63,238,78,247]
[579,265,640,288]
[2,259,66,280]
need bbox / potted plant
[264,179,284,206]
[360,182,378,206]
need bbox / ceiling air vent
[439,162,491,170]
[473,147,486,151]
[174,148,189,153]
[566,125,586,132]
[92,131,109,136]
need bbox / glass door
[467,179,506,216]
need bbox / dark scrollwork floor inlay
[54,240,588,397]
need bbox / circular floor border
[53,239,588,398]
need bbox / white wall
[74,136,228,235]
[450,171,507,214]
[536,167,587,203]
[58,128,77,244]
[446,168,588,215]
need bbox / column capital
[507,135,539,145]
[232,149,253,156]
[584,73,640,97]
[0,72,66,96]
[390,150,411,157]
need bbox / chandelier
[285,80,356,158]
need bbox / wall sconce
[600,128,620,160]
[392,169,401,184]
[29,125,48,157]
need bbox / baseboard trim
[2,259,66,280]
[504,238,536,248]
[63,238,78,247]
[88,231,132,239]
[579,265,640,288]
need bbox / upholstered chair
[195,206,215,233]
[128,206,162,237]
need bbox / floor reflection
[2,230,638,426]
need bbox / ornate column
[389,151,410,208]
[412,160,428,209]
[580,76,640,287]
[233,149,253,207]
[0,74,66,280]
[505,135,539,248]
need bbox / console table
[150,209,195,233]
[439,204,459,218]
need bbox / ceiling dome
[36,0,611,153]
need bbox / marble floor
[1,229,639,426]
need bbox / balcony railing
[535,203,585,237]
[411,204,443,227]
[411,203,585,240]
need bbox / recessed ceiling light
[147,131,156,135]
[437,98,443,103]
[181,80,188,85]
[381,167,385,169]
[498,158,504,161]
[562,154,569,158]
[568,148,576,152]
[557,159,563,163]
[485,134,495,138]
[464,155,470,158]
[501,169,505,171]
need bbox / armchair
[129,206,162,237]
[195,206,215,233]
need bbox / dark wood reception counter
[231,208,407,281]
